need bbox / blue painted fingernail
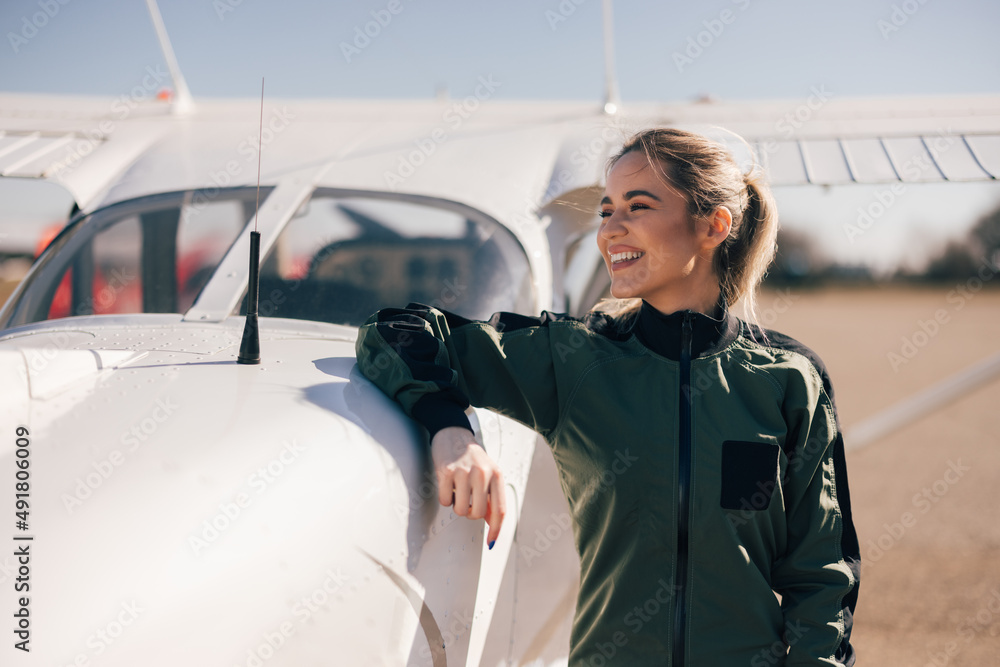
[488,540,495,550]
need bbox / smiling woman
[356,127,861,666]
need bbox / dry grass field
[761,285,1000,666]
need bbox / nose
[599,209,627,241]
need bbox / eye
[628,202,650,212]
[598,209,613,218]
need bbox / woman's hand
[431,426,507,547]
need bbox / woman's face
[598,150,715,310]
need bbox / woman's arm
[772,370,861,667]
[356,303,565,436]
[355,303,565,544]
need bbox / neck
[644,266,721,316]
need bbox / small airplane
[0,1,999,664]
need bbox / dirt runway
[763,285,1000,666]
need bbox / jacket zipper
[673,314,693,667]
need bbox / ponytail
[717,171,778,326]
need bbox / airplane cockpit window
[242,190,534,326]
[1,188,268,329]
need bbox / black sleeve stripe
[411,393,473,439]
[745,324,839,414]
[747,322,860,665]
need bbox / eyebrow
[600,189,662,206]
[625,189,661,201]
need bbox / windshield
[238,189,534,326]
[1,188,267,329]
[0,187,534,331]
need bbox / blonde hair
[597,127,778,326]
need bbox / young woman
[356,128,860,666]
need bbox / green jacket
[356,300,860,666]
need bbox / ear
[701,206,732,251]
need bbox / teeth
[610,251,644,264]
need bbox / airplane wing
[2,93,999,213]
[644,93,1000,185]
[0,92,174,211]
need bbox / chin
[609,282,640,300]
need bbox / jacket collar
[632,297,741,361]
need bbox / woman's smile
[608,246,645,269]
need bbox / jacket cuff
[411,393,473,440]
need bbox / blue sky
[1,0,999,270]
[3,0,999,100]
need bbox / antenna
[145,0,194,114]
[237,78,265,365]
[601,0,621,115]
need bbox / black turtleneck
[631,299,742,361]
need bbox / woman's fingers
[438,477,454,508]
[451,467,471,516]
[486,469,506,546]
[468,467,488,519]
[430,427,505,544]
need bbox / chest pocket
[720,440,780,511]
